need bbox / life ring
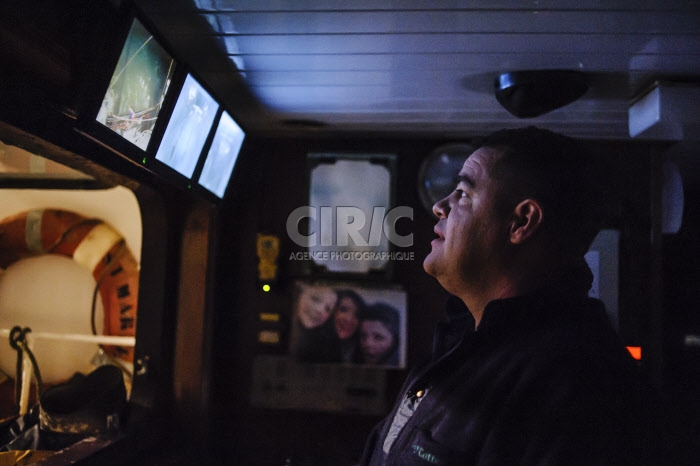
[0,209,138,363]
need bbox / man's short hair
[481,126,604,256]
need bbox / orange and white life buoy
[0,209,138,363]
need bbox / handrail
[0,328,135,346]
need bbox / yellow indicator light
[262,284,271,292]
[260,312,280,322]
[258,330,280,344]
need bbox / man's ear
[509,199,543,244]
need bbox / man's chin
[423,253,439,277]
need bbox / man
[359,127,678,465]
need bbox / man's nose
[433,196,449,218]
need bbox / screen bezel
[190,109,247,202]
[145,70,222,191]
[75,9,183,170]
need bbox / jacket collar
[432,295,474,359]
[475,263,596,335]
[436,263,597,352]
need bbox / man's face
[423,146,509,294]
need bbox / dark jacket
[360,270,677,465]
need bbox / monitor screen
[197,111,245,198]
[96,18,176,151]
[154,74,219,178]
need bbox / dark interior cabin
[1,0,699,464]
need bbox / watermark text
[288,251,415,261]
[286,206,413,247]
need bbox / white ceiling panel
[135,0,700,139]
[202,11,700,35]
[190,0,698,12]
[225,34,689,55]
[234,53,697,74]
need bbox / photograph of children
[289,281,407,368]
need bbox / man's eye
[456,189,467,198]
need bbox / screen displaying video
[197,111,245,198]
[96,18,176,151]
[155,74,219,178]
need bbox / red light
[626,346,642,360]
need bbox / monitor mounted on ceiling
[195,110,246,199]
[76,13,179,166]
[96,18,176,151]
[153,73,219,180]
